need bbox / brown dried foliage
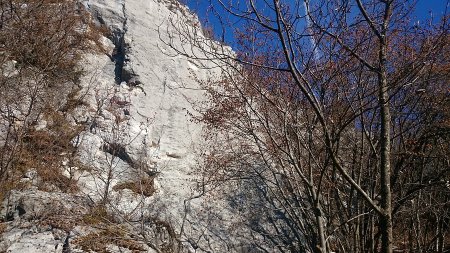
[113,176,156,197]
[73,225,146,253]
[190,2,449,252]
[0,0,104,192]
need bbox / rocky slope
[0,0,235,252]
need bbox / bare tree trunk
[378,2,393,252]
[378,65,393,253]
[312,190,327,253]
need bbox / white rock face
[81,0,231,250]
[1,1,238,252]
[80,0,214,216]
[0,190,92,252]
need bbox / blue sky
[184,0,449,45]
[414,0,448,19]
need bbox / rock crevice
[111,1,130,84]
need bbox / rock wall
[0,0,230,252]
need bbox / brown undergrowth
[73,205,146,252]
[0,0,106,198]
[73,227,147,253]
[113,176,156,197]
[0,0,108,238]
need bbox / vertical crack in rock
[62,234,71,253]
[91,0,141,86]
[112,1,130,84]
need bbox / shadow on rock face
[101,142,134,167]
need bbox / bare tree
[163,0,449,252]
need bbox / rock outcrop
[0,0,228,252]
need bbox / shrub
[0,0,103,192]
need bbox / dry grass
[0,223,6,234]
[76,206,146,252]
[17,112,84,193]
[41,213,80,232]
[73,225,146,253]
[76,205,181,253]
[113,177,156,197]
[82,205,115,225]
